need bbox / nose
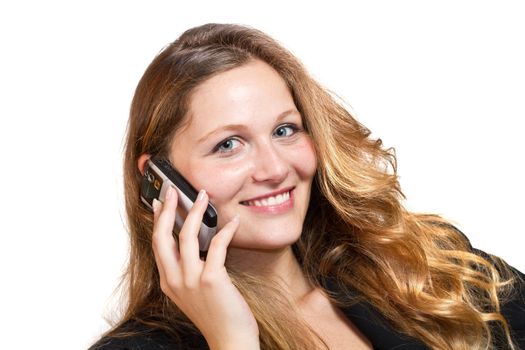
[251,141,289,184]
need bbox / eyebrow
[196,108,300,144]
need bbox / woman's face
[169,59,317,250]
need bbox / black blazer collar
[322,278,429,350]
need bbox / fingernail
[232,214,240,223]
[197,189,206,201]
[166,186,174,199]
[152,199,161,212]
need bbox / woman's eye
[273,124,298,138]
[212,125,300,155]
[214,138,241,153]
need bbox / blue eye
[273,124,298,138]
[211,124,300,155]
[214,138,240,153]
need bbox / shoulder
[474,248,525,347]
[89,319,209,350]
[439,223,525,346]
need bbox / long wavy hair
[104,23,520,349]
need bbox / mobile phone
[140,157,218,253]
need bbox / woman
[91,23,524,349]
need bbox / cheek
[290,138,317,178]
[186,161,250,204]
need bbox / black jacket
[91,248,525,350]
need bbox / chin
[229,228,302,251]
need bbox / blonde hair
[103,23,520,349]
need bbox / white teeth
[246,191,291,207]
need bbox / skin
[169,59,317,253]
[138,59,320,349]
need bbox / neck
[226,245,313,302]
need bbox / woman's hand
[151,186,260,350]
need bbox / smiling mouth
[240,189,293,207]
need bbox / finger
[178,189,209,279]
[152,187,181,280]
[152,234,181,295]
[152,235,168,286]
[151,200,169,289]
[152,198,162,222]
[203,214,240,271]
[154,186,178,238]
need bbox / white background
[0,1,523,349]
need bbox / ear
[137,154,151,176]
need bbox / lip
[240,186,295,203]
[240,188,295,214]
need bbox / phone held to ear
[140,157,218,253]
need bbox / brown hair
[104,23,519,349]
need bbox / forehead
[184,60,296,131]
